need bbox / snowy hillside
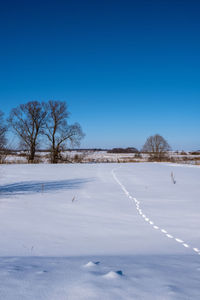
[0,163,200,299]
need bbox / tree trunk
[51,148,59,164]
[28,144,35,163]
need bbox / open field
[0,163,200,299]
[3,150,200,164]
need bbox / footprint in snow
[36,270,48,274]
[13,266,23,271]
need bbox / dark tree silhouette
[0,110,6,150]
[44,100,84,163]
[8,101,47,162]
[0,110,7,162]
[142,134,171,161]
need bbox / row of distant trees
[0,100,171,163]
[0,100,84,163]
[108,135,171,161]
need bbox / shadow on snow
[0,178,92,197]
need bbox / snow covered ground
[4,150,200,164]
[0,163,200,299]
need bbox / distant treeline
[108,147,139,153]
[0,101,199,164]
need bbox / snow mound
[83,261,100,268]
[103,270,123,279]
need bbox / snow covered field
[4,150,200,164]
[0,163,200,299]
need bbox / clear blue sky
[0,0,200,150]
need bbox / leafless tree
[0,110,7,163]
[44,100,84,163]
[8,101,47,162]
[0,111,6,150]
[142,134,171,161]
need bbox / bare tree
[0,111,6,150]
[8,101,47,162]
[142,134,171,161]
[0,110,7,163]
[44,100,84,163]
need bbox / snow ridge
[111,168,200,256]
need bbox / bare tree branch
[142,134,171,161]
[8,101,47,162]
[0,110,7,163]
[44,100,84,163]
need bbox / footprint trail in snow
[111,168,200,256]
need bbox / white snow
[83,261,100,268]
[103,270,123,279]
[0,162,200,299]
